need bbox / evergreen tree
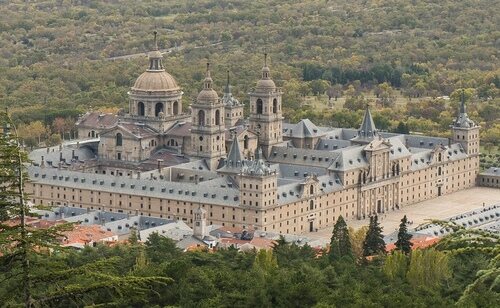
[328,216,353,261]
[362,215,386,257]
[395,215,413,254]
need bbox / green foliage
[383,251,408,280]
[395,215,413,254]
[362,215,386,257]
[329,216,353,262]
[406,249,451,289]
[254,249,278,272]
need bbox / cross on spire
[153,31,158,50]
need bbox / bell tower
[190,62,226,170]
[451,90,480,156]
[248,53,283,157]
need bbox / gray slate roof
[28,166,241,207]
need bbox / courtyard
[308,187,500,240]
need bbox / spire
[354,105,378,141]
[261,52,270,80]
[153,30,159,51]
[460,89,466,114]
[453,89,475,128]
[224,70,231,94]
[225,133,243,168]
[148,31,163,71]
[203,61,213,90]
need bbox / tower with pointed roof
[351,106,379,144]
[128,31,186,132]
[222,70,244,128]
[218,132,245,176]
[248,53,284,157]
[451,90,480,156]
[190,62,226,170]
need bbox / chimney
[47,147,50,154]
[76,141,80,148]
[40,156,45,168]
[137,172,141,179]
[59,152,63,162]
[72,150,75,159]
[157,159,163,173]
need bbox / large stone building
[25,35,481,234]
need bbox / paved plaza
[307,187,500,240]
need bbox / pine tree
[0,111,171,307]
[329,215,353,261]
[362,215,386,257]
[395,215,413,254]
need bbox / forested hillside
[0,0,498,153]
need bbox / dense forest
[0,0,498,157]
[1,223,499,307]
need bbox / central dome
[132,70,180,92]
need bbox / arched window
[215,109,221,126]
[243,135,249,150]
[198,110,205,126]
[155,102,164,117]
[273,98,278,113]
[173,101,179,115]
[310,185,314,195]
[90,130,96,138]
[309,200,314,210]
[256,99,263,114]
[116,133,123,146]
[438,153,442,162]
[138,102,145,116]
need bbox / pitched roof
[76,112,118,128]
[60,224,116,247]
[352,107,378,142]
[284,119,324,138]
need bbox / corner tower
[248,53,283,157]
[239,147,277,230]
[451,91,480,156]
[190,62,226,170]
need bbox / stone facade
[29,36,481,235]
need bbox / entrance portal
[377,200,382,213]
[309,221,314,232]
[438,186,442,196]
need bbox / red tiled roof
[386,236,440,252]
[60,224,116,246]
[249,237,276,249]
